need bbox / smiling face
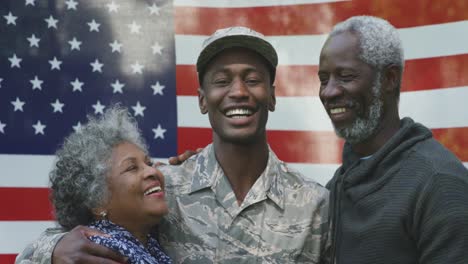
[102,141,168,235]
[318,31,384,144]
[199,47,276,145]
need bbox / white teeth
[144,186,161,196]
[330,108,346,114]
[225,108,252,117]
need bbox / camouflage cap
[196,26,278,84]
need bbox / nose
[144,162,163,180]
[228,78,249,98]
[319,77,343,102]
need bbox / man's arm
[15,228,64,264]
[15,226,126,264]
[297,190,331,264]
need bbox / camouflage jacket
[15,144,330,264]
[158,144,330,263]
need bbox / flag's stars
[148,3,161,15]
[130,61,144,74]
[92,101,105,114]
[65,0,78,10]
[11,97,25,112]
[45,15,58,29]
[87,19,100,32]
[0,78,3,88]
[151,81,165,95]
[68,37,82,51]
[25,0,36,6]
[30,75,44,90]
[131,101,146,117]
[107,1,120,13]
[151,42,163,55]
[90,59,104,73]
[27,34,40,48]
[110,79,125,94]
[32,120,46,135]
[128,21,141,34]
[4,12,17,25]
[8,54,22,68]
[0,120,5,134]
[51,99,65,113]
[152,124,166,139]
[109,40,122,53]
[70,78,84,92]
[49,57,62,70]
[72,121,82,132]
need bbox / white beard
[335,73,383,144]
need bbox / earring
[99,211,108,219]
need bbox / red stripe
[177,54,468,96]
[175,0,468,36]
[0,188,53,220]
[433,127,468,163]
[178,127,468,163]
[404,54,468,92]
[178,128,344,163]
[0,255,17,264]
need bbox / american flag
[1,0,467,262]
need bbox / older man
[318,16,468,264]
[16,27,330,264]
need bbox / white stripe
[400,86,468,129]
[174,0,346,8]
[178,86,468,130]
[288,163,339,186]
[0,156,168,188]
[0,221,56,254]
[0,154,53,188]
[175,21,468,65]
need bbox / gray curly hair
[50,105,148,230]
[330,15,405,97]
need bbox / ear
[381,64,401,96]
[91,207,106,218]
[268,85,276,112]
[198,87,208,114]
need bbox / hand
[52,225,127,264]
[167,148,202,165]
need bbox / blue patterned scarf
[88,220,172,264]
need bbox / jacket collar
[189,144,285,210]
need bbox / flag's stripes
[174,0,468,35]
[0,221,55,254]
[177,86,468,130]
[174,0,347,8]
[176,54,468,96]
[175,21,468,66]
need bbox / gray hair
[50,105,148,230]
[330,15,404,96]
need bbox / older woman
[49,105,172,264]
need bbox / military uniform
[158,144,330,263]
[15,144,330,264]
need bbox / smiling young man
[15,27,330,264]
[318,16,468,264]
